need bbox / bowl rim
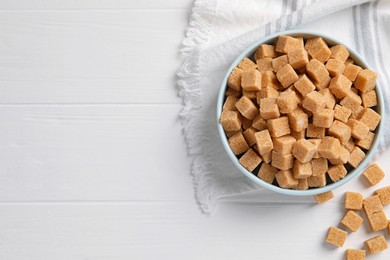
[216,29,385,196]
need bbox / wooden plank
[0,105,194,202]
[0,10,188,104]
[0,0,193,10]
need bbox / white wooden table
[0,1,389,259]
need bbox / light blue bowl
[217,30,385,196]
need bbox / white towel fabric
[178,0,390,213]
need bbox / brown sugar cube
[239,148,262,172]
[225,130,241,137]
[358,108,381,131]
[329,120,352,143]
[345,249,366,260]
[343,138,355,153]
[302,91,326,112]
[363,195,383,215]
[273,135,296,154]
[291,129,305,140]
[356,131,375,150]
[295,36,304,48]
[329,74,352,99]
[252,115,267,131]
[294,74,315,97]
[288,108,308,132]
[340,91,362,113]
[227,67,243,91]
[277,89,299,114]
[309,139,321,158]
[319,88,336,110]
[220,110,242,131]
[308,172,327,187]
[242,90,257,101]
[328,146,350,165]
[348,146,365,168]
[341,210,363,232]
[318,136,342,160]
[254,129,273,155]
[345,192,363,210]
[275,35,301,53]
[243,127,257,147]
[223,96,238,111]
[262,71,282,90]
[276,64,299,88]
[258,86,280,100]
[292,160,312,179]
[365,235,388,254]
[288,48,309,69]
[256,58,274,73]
[292,139,317,163]
[326,59,345,77]
[254,44,277,60]
[334,105,351,123]
[330,45,349,62]
[261,151,272,164]
[238,57,257,71]
[275,170,298,188]
[361,90,377,108]
[306,59,331,89]
[242,117,253,130]
[272,151,294,170]
[260,97,280,119]
[374,186,390,205]
[328,164,347,182]
[241,69,262,91]
[314,191,334,204]
[326,226,347,247]
[228,132,249,155]
[272,55,289,72]
[351,106,364,120]
[362,164,384,186]
[355,69,377,93]
[311,158,328,176]
[257,163,278,183]
[306,124,325,139]
[347,119,369,140]
[313,108,334,128]
[294,178,309,190]
[343,64,363,82]
[225,87,241,98]
[367,211,388,232]
[267,116,290,137]
[305,37,331,63]
[345,58,355,65]
[236,96,259,120]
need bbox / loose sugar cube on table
[330,44,349,62]
[326,226,347,247]
[272,151,294,170]
[348,146,365,168]
[276,64,299,88]
[367,210,388,232]
[343,64,363,82]
[220,110,241,131]
[345,249,365,260]
[305,37,331,63]
[341,210,363,232]
[362,164,384,186]
[227,67,243,91]
[355,69,377,93]
[275,170,298,188]
[267,116,290,137]
[345,192,363,210]
[374,186,390,205]
[257,163,278,184]
[254,129,273,155]
[314,191,334,204]
[306,59,331,89]
[239,148,262,172]
[260,97,280,119]
[273,135,296,154]
[358,108,381,131]
[311,158,328,176]
[365,235,388,254]
[292,139,317,163]
[326,58,345,77]
[363,195,383,215]
[329,74,352,99]
[235,96,259,120]
[241,69,262,91]
[275,35,301,53]
[334,105,351,123]
[327,164,347,182]
[228,132,249,155]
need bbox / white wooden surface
[0,1,390,259]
